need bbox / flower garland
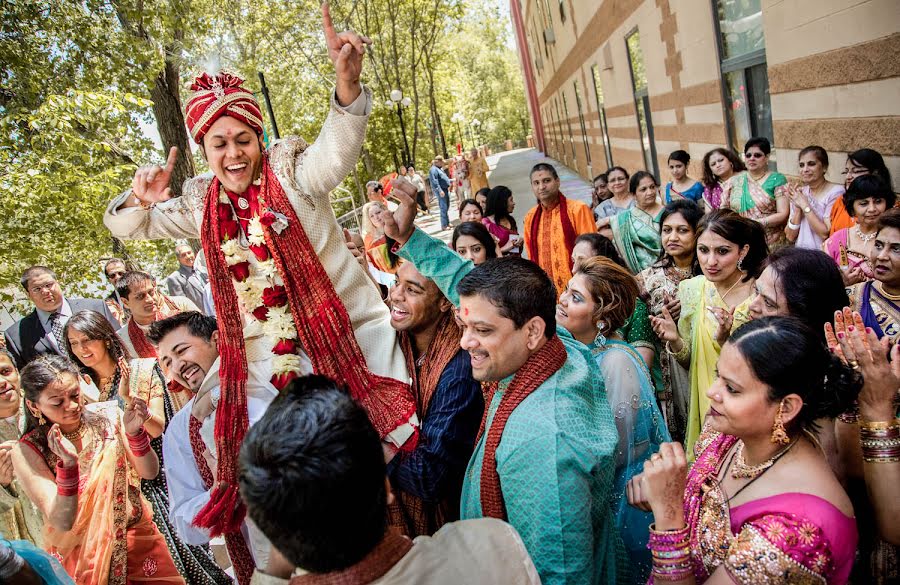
[217,188,303,391]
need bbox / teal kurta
[398,228,627,585]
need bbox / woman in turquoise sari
[611,171,664,274]
[556,255,670,583]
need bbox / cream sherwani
[104,88,413,445]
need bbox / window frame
[590,64,614,169]
[624,27,659,177]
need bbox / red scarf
[479,335,567,519]
[527,193,577,272]
[197,156,418,537]
[290,531,412,585]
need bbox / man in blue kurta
[380,179,627,585]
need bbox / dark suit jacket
[4,298,117,369]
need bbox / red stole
[479,335,567,519]
[127,296,193,406]
[528,194,577,272]
[289,531,412,585]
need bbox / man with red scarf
[103,5,417,583]
[523,163,596,294]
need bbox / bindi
[463,308,469,316]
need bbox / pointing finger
[321,3,338,48]
[164,146,178,173]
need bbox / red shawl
[197,156,418,537]
[479,335,567,519]
[528,193,577,272]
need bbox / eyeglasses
[842,167,870,176]
[744,152,766,159]
[29,282,58,295]
[106,271,126,280]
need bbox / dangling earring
[594,321,607,346]
[770,401,790,445]
[737,256,746,273]
[34,410,46,426]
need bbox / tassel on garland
[192,483,247,537]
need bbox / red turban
[185,72,264,143]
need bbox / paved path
[413,148,593,242]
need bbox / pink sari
[823,228,874,279]
[662,429,858,584]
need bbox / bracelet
[132,195,155,210]
[665,340,690,362]
[648,524,693,581]
[787,220,801,230]
[860,420,900,462]
[56,461,79,497]
[127,428,152,457]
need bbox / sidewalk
[413,148,593,242]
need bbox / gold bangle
[859,420,900,431]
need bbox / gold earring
[35,411,46,425]
[771,401,790,445]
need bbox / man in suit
[4,266,118,369]
[163,244,208,313]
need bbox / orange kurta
[468,156,490,194]
[523,198,596,293]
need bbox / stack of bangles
[55,462,79,497]
[127,428,152,457]
[859,420,900,463]
[648,524,692,581]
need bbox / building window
[625,29,659,177]
[562,92,577,165]
[554,98,568,166]
[590,65,614,169]
[558,0,566,23]
[712,0,773,151]
[573,80,591,170]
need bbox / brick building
[509,0,899,186]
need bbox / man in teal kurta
[383,179,626,585]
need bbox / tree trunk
[149,53,195,198]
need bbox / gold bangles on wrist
[665,339,690,362]
[859,419,900,463]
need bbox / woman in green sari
[725,137,789,248]
[611,171,665,274]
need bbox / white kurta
[162,355,277,567]
[104,88,413,446]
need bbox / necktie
[48,312,66,350]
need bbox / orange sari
[21,412,184,585]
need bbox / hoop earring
[594,321,607,346]
[771,401,790,445]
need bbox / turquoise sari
[610,208,663,274]
[589,339,670,583]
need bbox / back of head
[763,248,849,339]
[147,311,217,345]
[848,148,892,187]
[239,375,386,573]
[457,257,557,339]
[573,233,627,269]
[698,208,769,279]
[115,270,155,300]
[575,257,639,332]
[729,317,861,433]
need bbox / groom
[103,2,418,572]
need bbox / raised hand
[343,228,367,270]
[379,177,418,245]
[710,306,735,346]
[662,293,681,322]
[47,424,78,468]
[0,441,15,487]
[322,3,371,105]
[649,305,679,344]
[124,397,150,436]
[640,443,688,529]
[132,146,178,205]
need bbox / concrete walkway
[413,148,593,242]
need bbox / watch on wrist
[802,206,811,214]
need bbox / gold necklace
[731,439,796,479]
[715,276,745,309]
[876,281,900,301]
[62,421,87,443]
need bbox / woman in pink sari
[628,317,859,584]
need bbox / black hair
[484,186,518,232]
[573,233,627,269]
[761,248,849,343]
[457,198,484,217]
[702,148,746,188]
[530,162,559,180]
[592,172,608,184]
[147,311,218,345]
[239,375,386,573]
[697,209,768,281]
[798,145,829,169]
[729,317,862,433]
[456,257,557,339]
[629,170,658,194]
[115,270,155,300]
[668,150,691,165]
[451,221,498,260]
[475,187,491,200]
[655,199,704,273]
[606,166,630,181]
[847,148,892,188]
[877,207,900,233]
[843,174,896,215]
[103,258,126,275]
[743,137,772,155]
[64,310,131,382]
[19,354,82,434]
[20,266,55,290]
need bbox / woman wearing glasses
[829,148,894,236]
[725,138,789,248]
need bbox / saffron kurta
[397,228,626,585]
[523,198,597,293]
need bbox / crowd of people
[0,8,898,585]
